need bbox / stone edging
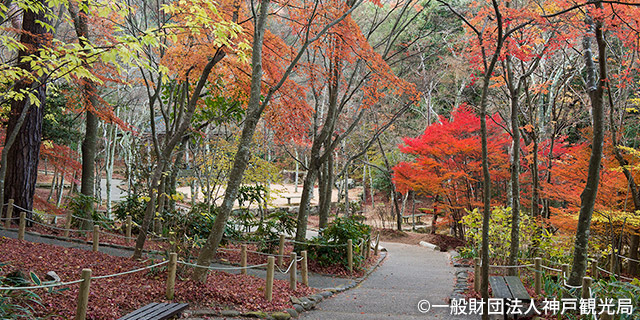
[185,251,388,319]
[448,250,471,301]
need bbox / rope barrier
[541,265,562,272]
[489,264,535,269]
[596,266,635,281]
[92,261,168,279]
[25,217,85,233]
[286,239,348,247]
[616,253,640,264]
[0,261,168,291]
[274,256,304,274]
[11,203,65,220]
[560,271,583,289]
[0,279,85,291]
[97,230,136,240]
[177,260,268,271]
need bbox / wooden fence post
[75,268,92,320]
[374,232,379,256]
[590,259,598,280]
[126,216,132,240]
[289,252,297,291]
[277,234,285,268]
[365,236,371,260]
[18,212,25,241]
[4,199,13,229]
[534,257,541,295]
[92,226,99,252]
[561,264,569,282]
[301,250,308,286]
[266,256,274,302]
[64,210,72,238]
[474,258,481,293]
[609,253,616,274]
[166,253,177,300]
[347,239,353,273]
[581,276,592,320]
[581,276,592,299]
[241,244,247,275]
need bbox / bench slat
[118,303,188,320]
[119,303,160,320]
[489,276,511,299]
[139,303,188,320]
[504,276,531,301]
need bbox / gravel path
[299,242,477,320]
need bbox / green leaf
[29,272,41,286]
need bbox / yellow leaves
[592,210,640,230]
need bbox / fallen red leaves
[0,237,316,319]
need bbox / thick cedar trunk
[568,5,606,286]
[2,2,50,222]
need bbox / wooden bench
[489,276,531,320]
[401,213,426,224]
[286,195,301,205]
[118,302,189,320]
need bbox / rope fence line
[286,239,349,247]
[596,266,635,282]
[489,264,535,269]
[274,256,304,275]
[0,260,169,291]
[0,279,85,291]
[541,265,562,272]
[616,253,640,264]
[11,203,60,219]
[177,260,268,271]
[92,261,168,280]
[25,217,84,233]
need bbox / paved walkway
[299,242,476,320]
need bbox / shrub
[0,263,44,319]
[306,217,371,270]
[67,193,111,230]
[460,207,566,264]
[113,195,147,225]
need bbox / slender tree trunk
[568,4,606,286]
[69,0,100,221]
[192,0,270,280]
[531,138,540,217]
[133,49,226,259]
[48,168,58,202]
[509,92,524,276]
[507,63,521,276]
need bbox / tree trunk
[568,5,606,286]
[531,138,540,217]
[294,167,318,248]
[192,0,270,280]
[506,56,521,276]
[318,153,333,229]
[133,49,226,259]
[0,2,51,223]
